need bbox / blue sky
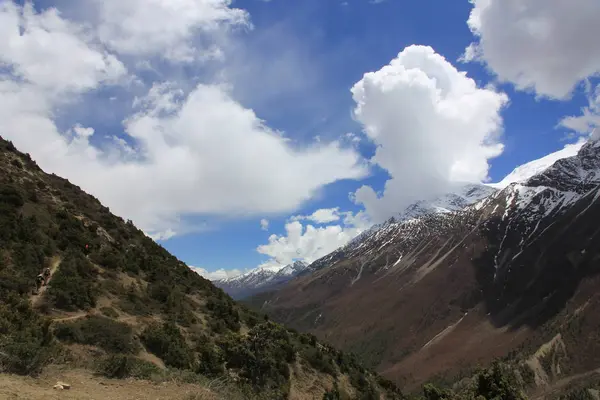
[1,0,598,278]
[162,0,590,273]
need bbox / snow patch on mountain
[214,260,309,299]
[488,140,585,189]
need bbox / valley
[245,137,600,397]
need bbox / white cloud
[256,211,366,268]
[559,83,600,134]
[0,1,368,239]
[260,218,269,231]
[350,45,508,223]
[0,2,126,93]
[292,207,341,224]
[94,0,249,62]
[190,266,244,281]
[464,0,600,100]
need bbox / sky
[1,0,599,280]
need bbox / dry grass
[0,366,219,400]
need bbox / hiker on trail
[35,274,44,294]
[42,267,51,285]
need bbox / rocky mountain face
[215,261,309,300]
[0,137,404,400]
[251,137,600,393]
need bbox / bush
[423,383,455,400]
[218,322,294,392]
[0,294,55,375]
[474,362,526,400]
[141,322,194,370]
[195,339,225,377]
[48,253,97,311]
[54,315,139,354]
[97,354,161,379]
[206,296,240,332]
[302,347,336,375]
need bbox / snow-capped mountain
[253,136,600,389]
[310,183,497,272]
[230,140,590,300]
[487,140,585,189]
[214,260,309,299]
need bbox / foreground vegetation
[0,137,405,399]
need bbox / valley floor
[0,367,218,400]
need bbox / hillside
[0,136,406,400]
[249,137,600,397]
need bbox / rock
[54,381,71,390]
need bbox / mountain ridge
[248,135,600,396]
[214,261,309,300]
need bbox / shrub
[97,354,161,379]
[474,362,526,400]
[218,322,294,392]
[141,322,194,370]
[302,347,336,375]
[0,294,55,375]
[48,253,97,311]
[54,315,139,354]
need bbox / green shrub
[97,354,161,379]
[218,322,294,392]
[0,294,55,375]
[141,322,194,370]
[54,315,139,354]
[423,383,455,400]
[474,362,526,400]
[302,347,336,375]
[48,253,97,311]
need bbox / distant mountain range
[214,260,309,299]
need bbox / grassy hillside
[0,136,406,399]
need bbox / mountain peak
[214,260,310,300]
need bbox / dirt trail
[51,313,89,323]
[31,256,61,306]
[0,367,218,400]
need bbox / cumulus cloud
[0,1,368,239]
[464,0,600,100]
[0,2,127,93]
[292,207,341,224]
[94,0,249,62]
[559,83,600,134]
[190,266,245,281]
[260,219,269,231]
[257,219,363,268]
[350,45,508,223]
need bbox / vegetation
[0,136,403,398]
[54,315,139,354]
[418,361,528,400]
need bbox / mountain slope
[215,261,309,300]
[0,136,405,400]
[251,137,600,394]
[220,184,495,301]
